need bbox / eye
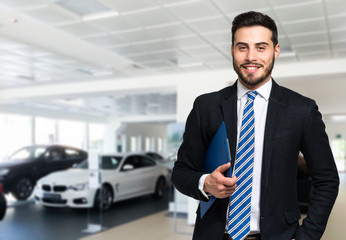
[257,45,266,51]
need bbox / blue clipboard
[200,121,231,218]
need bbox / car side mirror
[122,164,134,171]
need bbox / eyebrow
[235,41,270,47]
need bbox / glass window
[157,137,163,152]
[331,139,346,172]
[101,156,121,169]
[145,137,151,151]
[35,117,56,144]
[0,114,31,161]
[139,156,156,167]
[146,152,163,161]
[9,146,47,162]
[130,136,137,152]
[65,148,81,159]
[49,149,63,161]
[89,123,105,151]
[58,120,85,149]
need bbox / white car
[34,153,170,211]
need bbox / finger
[223,176,237,187]
[215,162,231,173]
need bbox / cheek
[233,54,244,65]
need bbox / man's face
[231,26,280,90]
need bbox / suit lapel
[221,83,238,170]
[261,80,285,193]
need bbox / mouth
[242,64,261,73]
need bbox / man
[172,11,339,240]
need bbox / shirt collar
[237,78,272,101]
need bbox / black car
[0,183,6,221]
[0,145,87,200]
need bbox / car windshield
[8,146,47,162]
[76,156,122,170]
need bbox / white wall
[326,121,346,141]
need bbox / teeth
[246,67,258,70]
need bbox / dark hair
[231,11,278,47]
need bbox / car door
[61,147,86,168]
[136,156,157,193]
[116,155,147,200]
[42,147,66,176]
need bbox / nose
[245,48,257,62]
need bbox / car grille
[42,184,67,192]
[42,198,67,204]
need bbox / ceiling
[0,0,346,120]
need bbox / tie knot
[247,91,258,101]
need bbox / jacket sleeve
[295,100,339,239]
[171,96,209,201]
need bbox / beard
[233,55,275,87]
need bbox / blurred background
[0,0,345,239]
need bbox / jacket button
[260,216,264,220]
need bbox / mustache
[240,62,263,67]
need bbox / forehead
[234,26,273,45]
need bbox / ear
[231,44,234,57]
[274,43,280,60]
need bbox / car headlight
[0,169,9,176]
[35,182,42,190]
[69,182,89,191]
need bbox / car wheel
[94,185,113,211]
[153,177,166,199]
[12,178,34,200]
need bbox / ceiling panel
[274,1,324,22]
[0,0,56,10]
[134,41,176,52]
[202,31,231,44]
[289,32,329,45]
[0,0,345,119]
[332,41,346,51]
[23,5,78,25]
[281,19,327,35]
[58,22,105,37]
[123,8,176,27]
[331,30,346,42]
[325,0,346,16]
[166,1,220,21]
[144,23,192,39]
[328,15,346,31]
[186,15,231,33]
[213,0,270,14]
[294,42,330,53]
[101,0,157,13]
[88,15,139,32]
[84,34,125,47]
[182,45,219,57]
[164,35,207,48]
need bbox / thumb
[216,162,231,173]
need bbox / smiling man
[172,11,339,240]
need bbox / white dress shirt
[199,79,272,233]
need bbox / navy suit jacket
[172,80,339,240]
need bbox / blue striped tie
[228,91,257,240]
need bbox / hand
[203,162,237,198]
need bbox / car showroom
[0,0,346,240]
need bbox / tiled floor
[80,173,346,240]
